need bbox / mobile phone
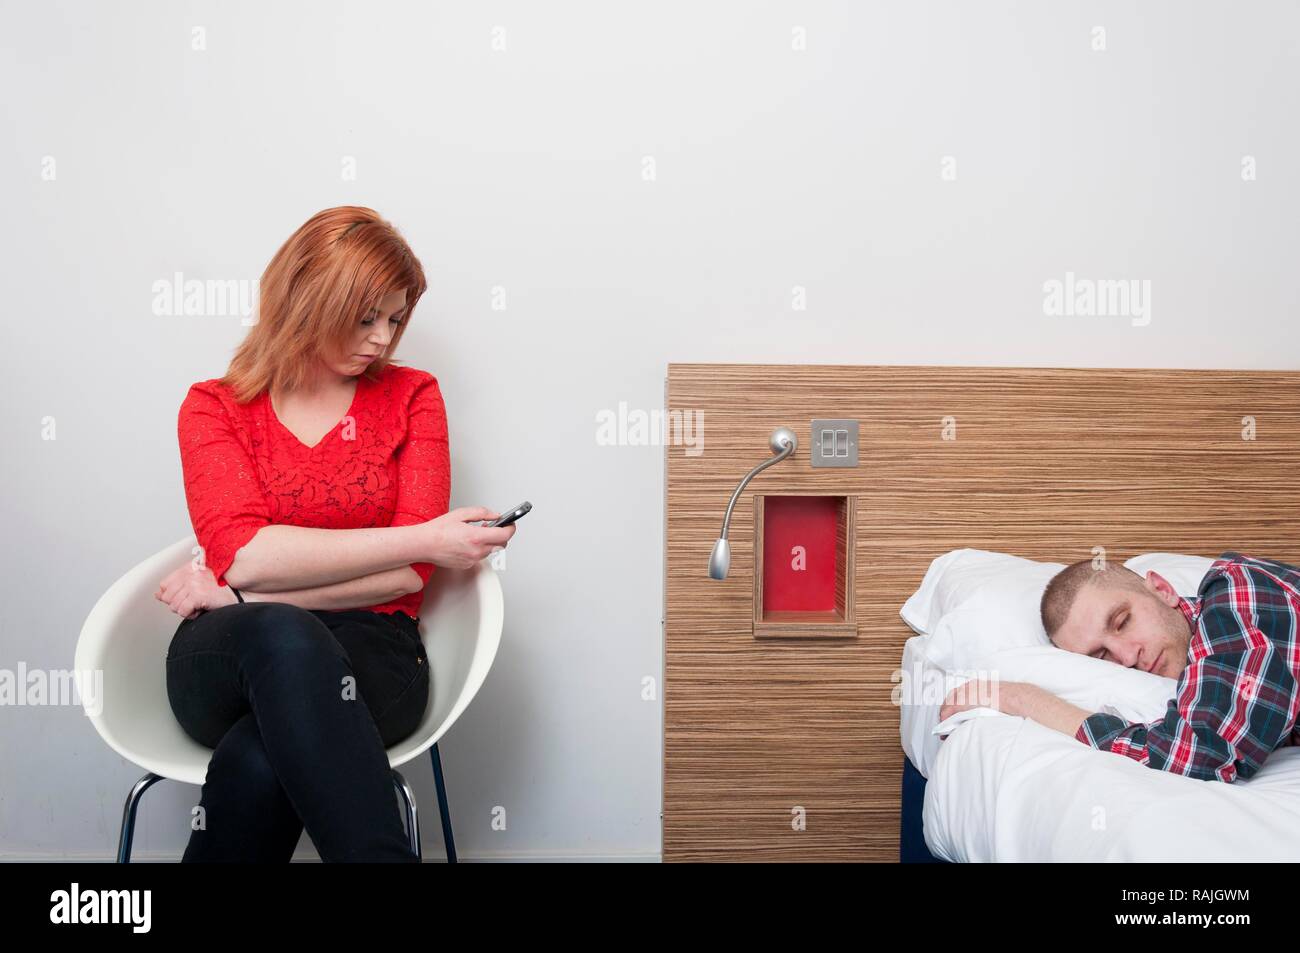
[487,501,531,528]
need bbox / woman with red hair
[155,206,516,862]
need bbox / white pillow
[900,549,1063,635]
[900,548,1217,642]
[1123,552,1215,597]
[920,578,1057,667]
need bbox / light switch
[811,419,859,467]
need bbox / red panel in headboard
[761,496,839,612]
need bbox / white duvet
[923,712,1300,862]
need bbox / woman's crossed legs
[165,602,430,862]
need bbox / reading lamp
[707,427,798,580]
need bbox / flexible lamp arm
[708,427,798,580]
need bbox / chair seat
[76,535,504,787]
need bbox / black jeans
[165,602,430,862]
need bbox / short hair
[1041,560,1148,642]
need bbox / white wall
[1,0,1296,860]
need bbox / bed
[899,549,1300,862]
[923,709,1300,862]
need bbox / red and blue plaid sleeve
[1075,557,1300,783]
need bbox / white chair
[74,534,504,863]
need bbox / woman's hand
[155,563,239,620]
[422,507,518,569]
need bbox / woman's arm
[225,522,433,592]
[238,565,421,612]
[226,508,515,592]
[157,559,421,618]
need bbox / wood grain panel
[664,363,1300,862]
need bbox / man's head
[1041,561,1192,679]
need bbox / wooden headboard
[663,363,1300,861]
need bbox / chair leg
[117,773,166,863]
[392,770,421,861]
[430,743,457,864]
[121,770,430,863]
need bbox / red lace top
[176,362,451,620]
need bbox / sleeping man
[938,552,1300,782]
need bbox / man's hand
[939,678,1021,724]
[940,679,1093,740]
[155,563,239,620]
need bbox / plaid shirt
[1075,552,1300,783]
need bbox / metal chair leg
[430,743,457,863]
[118,772,166,863]
[121,768,434,863]
[392,769,421,861]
